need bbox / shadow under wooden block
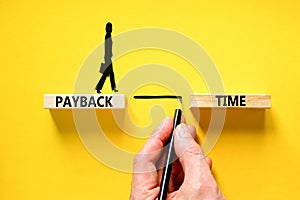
[50,109,77,133]
[192,108,266,132]
[50,109,120,134]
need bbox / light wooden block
[190,94,271,108]
[44,94,125,109]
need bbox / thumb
[174,124,210,184]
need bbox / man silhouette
[96,22,118,93]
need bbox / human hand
[130,117,225,200]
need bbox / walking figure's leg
[109,64,117,92]
[96,68,109,93]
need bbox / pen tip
[176,98,182,109]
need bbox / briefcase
[99,63,105,74]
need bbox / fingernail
[178,124,190,138]
[156,117,168,131]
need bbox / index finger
[139,117,173,158]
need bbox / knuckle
[198,179,221,198]
[185,145,202,157]
[133,154,143,170]
[133,152,141,163]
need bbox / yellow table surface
[1,0,300,199]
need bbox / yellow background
[1,0,300,199]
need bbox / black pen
[158,106,182,200]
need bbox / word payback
[44,94,125,109]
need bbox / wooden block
[44,94,125,109]
[190,94,271,108]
